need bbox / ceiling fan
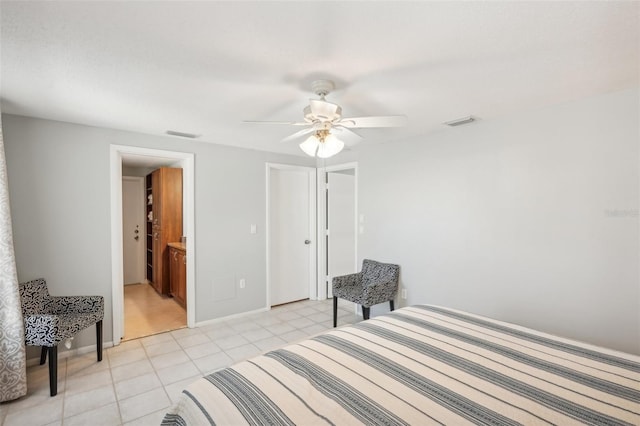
[244,80,407,158]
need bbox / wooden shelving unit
[145,167,183,295]
[145,173,153,283]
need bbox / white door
[327,171,357,297]
[269,166,316,306]
[122,177,145,285]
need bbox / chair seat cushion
[333,283,366,305]
[24,311,103,347]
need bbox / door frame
[265,163,317,307]
[316,162,358,300]
[122,176,146,285]
[110,145,195,346]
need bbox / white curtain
[0,114,27,402]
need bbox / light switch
[250,224,257,234]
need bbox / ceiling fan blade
[309,99,341,120]
[243,120,309,126]
[332,126,363,146]
[339,115,407,128]
[281,127,315,143]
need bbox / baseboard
[195,306,270,328]
[26,341,115,367]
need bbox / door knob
[134,236,139,241]
[304,239,311,245]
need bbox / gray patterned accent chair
[18,278,104,396]
[332,259,400,327]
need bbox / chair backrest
[361,259,400,287]
[18,278,50,315]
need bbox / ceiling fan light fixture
[299,131,345,158]
[317,134,344,158]
[299,135,319,156]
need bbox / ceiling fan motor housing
[311,79,335,97]
[303,105,342,123]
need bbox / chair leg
[96,320,103,362]
[48,346,57,396]
[390,300,395,311]
[362,306,370,320]
[333,297,338,328]
[40,346,47,365]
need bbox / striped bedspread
[162,305,640,425]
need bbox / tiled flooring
[0,298,360,426]
[123,283,186,341]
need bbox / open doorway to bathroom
[110,145,195,346]
[121,165,186,341]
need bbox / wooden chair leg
[333,297,338,328]
[40,346,47,365]
[390,300,395,311]
[96,320,103,362]
[362,306,370,320]
[48,346,57,396]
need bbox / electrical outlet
[401,289,407,299]
[239,278,246,289]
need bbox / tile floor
[0,298,361,426]
[123,283,186,341]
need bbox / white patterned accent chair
[18,278,104,396]
[332,259,400,327]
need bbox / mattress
[162,305,640,425]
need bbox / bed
[162,305,639,425]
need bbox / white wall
[2,114,314,353]
[4,87,638,357]
[357,88,639,355]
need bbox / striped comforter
[162,305,640,425]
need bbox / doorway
[317,163,358,300]
[266,163,317,307]
[122,171,187,341]
[110,145,195,346]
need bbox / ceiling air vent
[166,130,199,139]
[444,116,476,127]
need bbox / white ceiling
[1,1,638,157]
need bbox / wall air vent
[444,116,476,127]
[166,130,200,139]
